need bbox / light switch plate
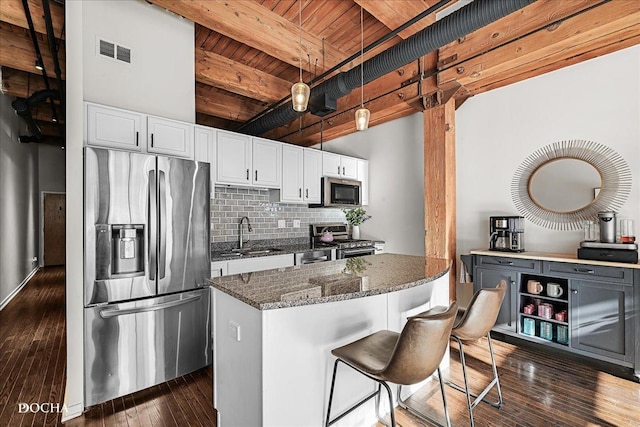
[293,220,300,228]
[278,220,286,228]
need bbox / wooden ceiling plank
[196,112,241,130]
[196,85,264,122]
[467,29,640,96]
[0,0,64,39]
[0,24,66,79]
[196,49,291,103]
[1,67,58,98]
[437,0,600,69]
[439,2,640,87]
[356,0,436,40]
[148,0,345,72]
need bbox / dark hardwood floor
[1,268,638,426]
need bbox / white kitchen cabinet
[211,261,228,278]
[252,138,281,188]
[86,103,145,151]
[194,125,216,192]
[216,130,252,185]
[211,254,294,277]
[357,159,369,206]
[303,148,323,203]
[147,115,193,158]
[322,152,358,179]
[281,145,304,202]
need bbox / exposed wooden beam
[1,67,58,98]
[196,84,265,122]
[148,0,346,72]
[196,113,241,131]
[0,0,65,39]
[356,0,437,40]
[196,49,291,104]
[424,98,456,301]
[437,0,600,69]
[0,23,66,79]
[438,1,640,88]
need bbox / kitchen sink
[220,248,283,257]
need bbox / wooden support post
[424,98,456,301]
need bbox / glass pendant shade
[291,81,310,112]
[355,107,370,131]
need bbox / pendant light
[291,0,310,112]
[355,6,370,131]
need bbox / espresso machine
[489,216,525,252]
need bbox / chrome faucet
[239,216,253,249]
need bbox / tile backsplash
[211,186,345,243]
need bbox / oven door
[337,247,375,259]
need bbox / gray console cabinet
[471,251,638,378]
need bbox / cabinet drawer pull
[342,166,345,175]
[255,170,258,181]
[246,169,250,180]
[305,189,309,198]
[299,188,302,198]
[151,133,154,148]
[497,260,514,265]
[337,165,341,174]
[574,268,595,274]
[135,131,139,146]
[571,289,578,294]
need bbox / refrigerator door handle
[99,293,202,319]
[149,170,157,281]
[158,170,167,279]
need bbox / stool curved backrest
[452,280,507,342]
[381,302,458,386]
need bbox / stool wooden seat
[448,280,507,426]
[325,302,458,427]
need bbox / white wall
[456,45,640,259]
[0,91,39,307]
[82,0,195,122]
[38,145,66,193]
[314,113,425,256]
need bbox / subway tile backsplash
[211,186,345,243]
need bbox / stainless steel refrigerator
[83,147,211,407]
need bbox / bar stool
[448,280,507,426]
[325,302,458,427]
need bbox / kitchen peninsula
[210,253,450,427]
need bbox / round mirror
[511,140,631,230]
[528,158,602,213]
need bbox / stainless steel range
[310,223,376,258]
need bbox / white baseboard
[61,402,84,423]
[0,266,39,311]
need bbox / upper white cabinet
[303,149,322,203]
[280,147,322,204]
[86,103,145,151]
[147,115,193,158]
[252,137,282,188]
[216,130,252,185]
[216,132,281,188]
[85,102,194,159]
[281,145,304,203]
[357,159,369,206]
[322,152,358,179]
[194,125,216,192]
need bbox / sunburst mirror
[511,140,632,230]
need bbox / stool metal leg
[325,358,395,427]
[447,334,504,427]
[397,367,451,427]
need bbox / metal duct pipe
[12,89,60,140]
[241,0,535,136]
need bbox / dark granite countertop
[209,253,450,310]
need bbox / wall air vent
[97,37,132,64]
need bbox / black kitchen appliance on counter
[310,223,376,258]
[489,216,525,252]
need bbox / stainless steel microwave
[310,177,361,208]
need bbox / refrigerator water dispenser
[95,224,145,279]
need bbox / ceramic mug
[527,280,543,295]
[547,283,563,298]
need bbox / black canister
[598,211,616,243]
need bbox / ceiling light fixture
[291,0,310,112]
[35,59,43,71]
[355,6,370,131]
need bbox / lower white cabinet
[211,254,294,277]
